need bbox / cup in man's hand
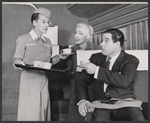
[77,59,90,70]
[80,59,90,65]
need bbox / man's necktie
[104,57,111,98]
[104,57,111,69]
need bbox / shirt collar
[106,51,121,70]
[29,29,46,42]
[108,51,121,62]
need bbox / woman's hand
[13,61,25,71]
[19,61,25,66]
[52,54,69,65]
[59,54,69,60]
[52,55,61,65]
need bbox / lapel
[112,50,125,72]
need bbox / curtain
[126,19,148,50]
[92,19,148,50]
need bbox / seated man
[75,28,147,121]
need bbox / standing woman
[13,7,52,121]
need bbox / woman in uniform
[13,7,54,121]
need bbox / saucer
[61,53,74,56]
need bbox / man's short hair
[103,28,125,47]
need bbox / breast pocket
[26,43,37,53]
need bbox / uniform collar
[29,29,46,42]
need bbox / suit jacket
[76,50,139,102]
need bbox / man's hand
[81,63,97,74]
[77,99,90,117]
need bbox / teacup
[43,62,52,69]
[60,48,71,54]
[80,59,90,65]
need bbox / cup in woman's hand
[60,48,71,54]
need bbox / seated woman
[48,23,100,101]
[53,23,101,73]
[66,23,101,77]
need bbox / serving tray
[15,64,66,72]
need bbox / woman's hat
[33,7,51,19]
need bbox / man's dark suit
[76,50,139,101]
[76,50,146,121]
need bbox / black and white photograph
[2,2,148,121]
